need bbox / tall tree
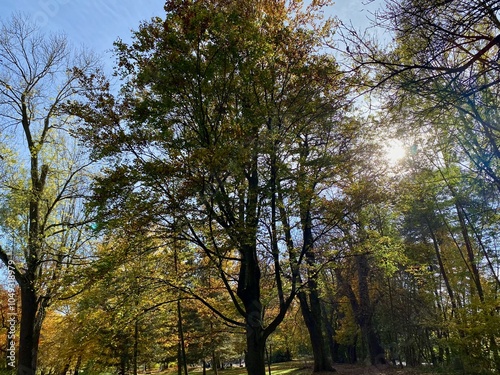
[396,142,500,372]
[71,1,356,374]
[0,14,99,375]
[341,4,500,370]
[334,206,388,366]
[342,0,500,191]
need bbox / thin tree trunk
[323,302,340,364]
[177,301,188,375]
[133,318,139,375]
[336,256,385,366]
[119,356,126,375]
[454,202,484,301]
[427,222,459,313]
[211,350,218,375]
[266,344,271,375]
[296,161,334,372]
[210,321,218,375]
[174,229,188,375]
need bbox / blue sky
[0,0,380,74]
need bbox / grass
[148,360,453,375]
[171,362,312,375]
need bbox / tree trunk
[18,285,38,375]
[347,339,357,364]
[298,290,334,372]
[133,319,139,375]
[323,303,340,364]
[356,255,386,365]
[266,344,271,375]
[427,222,461,313]
[177,300,188,375]
[211,349,218,375]
[336,256,385,366]
[237,160,267,375]
[298,208,334,372]
[238,243,266,375]
[240,287,266,375]
[360,323,386,365]
[119,357,126,375]
[244,324,266,375]
[454,202,484,301]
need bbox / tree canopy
[0,1,500,375]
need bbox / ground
[177,361,440,375]
[312,364,422,375]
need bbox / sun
[384,139,406,164]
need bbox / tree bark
[298,203,334,372]
[237,238,266,375]
[18,284,38,375]
[59,362,70,375]
[335,256,386,366]
[133,318,139,375]
[322,300,340,364]
[177,300,188,375]
[298,289,334,372]
[356,255,385,365]
[244,324,266,375]
[236,162,268,375]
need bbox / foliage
[1,2,499,374]
[69,1,359,374]
[0,14,100,375]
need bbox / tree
[342,0,500,194]
[0,14,99,375]
[334,215,388,365]
[394,142,500,372]
[343,0,500,94]
[71,1,357,374]
[339,4,500,370]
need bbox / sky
[0,0,381,74]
